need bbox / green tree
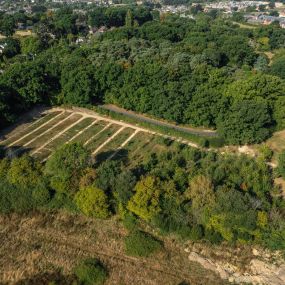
[7,155,42,188]
[270,56,285,79]
[278,151,285,179]
[0,15,16,37]
[127,176,161,221]
[44,143,90,195]
[186,175,215,210]
[217,100,272,145]
[125,9,133,27]
[0,62,49,109]
[0,38,20,58]
[60,66,95,106]
[74,186,110,218]
[20,36,44,55]
[74,258,108,285]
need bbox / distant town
[0,0,285,29]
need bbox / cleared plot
[1,109,184,164]
[24,114,83,151]
[41,117,96,150]
[85,124,122,152]
[115,132,155,165]
[0,111,61,146]
[95,128,136,162]
[72,121,108,145]
[34,147,53,161]
[8,112,71,148]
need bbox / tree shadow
[94,148,129,167]
[0,145,33,159]
[0,105,49,141]
[14,271,76,285]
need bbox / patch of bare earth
[0,211,226,285]
[274,177,285,198]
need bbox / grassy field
[0,108,188,164]
[0,211,228,285]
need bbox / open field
[0,107,197,164]
[0,211,227,285]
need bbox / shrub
[122,212,138,231]
[0,182,35,214]
[32,184,51,206]
[124,230,162,257]
[204,229,223,244]
[278,151,285,179]
[73,258,108,285]
[74,186,110,218]
[189,225,204,241]
[44,143,90,195]
[258,144,273,161]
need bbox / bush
[204,229,223,244]
[258,144,273,161]
[74,186,110,218]
[124,230,162,257]
[189,225,204,241]
[122,212,138,231]
[32,184,51,206]
[0,182,35,214]
[73,258,108,285]
[278,151,285,179]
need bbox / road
[100,104,218,138]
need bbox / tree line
[1,6,285,144]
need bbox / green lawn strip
[9,112,72,147]
[94,128,135,162]
[0,111,61,146]
[121,132,155,166]
[46,117,96,150]
[72,121,107,145]
[33,148,51,161]
[85,124,121,152]
[25,114,82,150]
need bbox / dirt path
[67,119,98,143]
[108,129,140,160]
[84,122,112,146]
[7,111,64,147]
[92,126,125,155]
[31,116,86,155]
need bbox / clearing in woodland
[0,107,197,165]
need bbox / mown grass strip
[0,111,62,146]
[73,121,107,145]
[86,124,121,152]
[25,114,82,150]
[46,117,96,150]
[95,128,135,162]
[9,112,71,147]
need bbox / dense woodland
[0,140,285,251]
[0,6,285,144]
[0,4,285,259]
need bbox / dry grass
[266,130,285,155]
[274,177,285,198]
[0,211,227,285]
